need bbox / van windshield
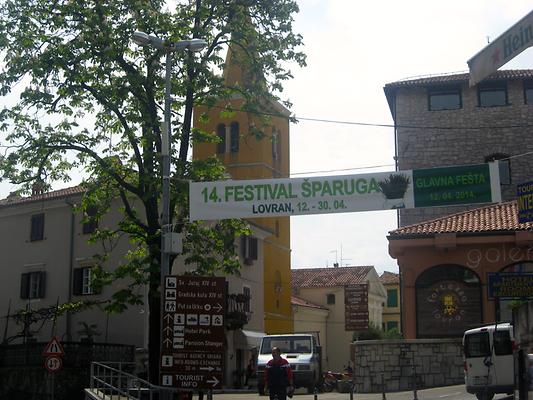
[260,336,312,354]
[464,332,490,357]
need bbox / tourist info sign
[160,276,226,390]
[517,181,533,223]
[189,162,501,221]
[345,284,369,331]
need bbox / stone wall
[350,338,463,393]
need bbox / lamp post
[132,31,206,389]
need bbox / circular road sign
[45,356,63,373]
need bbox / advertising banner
[517,181,533,223]
[189,163,501,221]
[487,272,533,300]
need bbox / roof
[0,186,85,208]
[291,295,328,310]
[384,69,533,90]
[383,69,533,117]
[389,200,533,238]
[291,266,373,288]
[379,271,399,284]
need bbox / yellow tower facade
[193,45,293,334]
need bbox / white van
[256,334,321,395]
[463,323,515,400]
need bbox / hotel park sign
[468,9,533,86]
[189,162,502,221]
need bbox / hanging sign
[189,163,501,221]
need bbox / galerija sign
[189,162,501,221]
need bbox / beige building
[0,186,266,387]
[291,266,386,371]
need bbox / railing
[88,361,159,400]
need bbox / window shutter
[250,237,258,260]
[30,213,44,241]
[73,268,83,295]
[230,122,239,153]
[20,273,30,299]
[241,235,247,257]
[38,271,46,298]
[216,124,226,154]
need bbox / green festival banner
[189,162,502,221]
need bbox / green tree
[0,0,305,383]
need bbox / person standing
[265,347,294,400]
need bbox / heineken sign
[189,163,501,221]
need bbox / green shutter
[387,289,398,307]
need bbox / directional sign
[345,284,369,331]
[160,276,226,389]
[44,356,63,373]
[468,9,533,86]
[43,336,65,357]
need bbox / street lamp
[131,30,206,387]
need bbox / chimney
[333,262,339,268]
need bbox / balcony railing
[226,293,251,330]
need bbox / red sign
[345,284,369,331]
[160,276,226,390]
[44,356,63,373]
[43,336,65,356]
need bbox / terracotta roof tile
[291,295,328,310]
[384,69,533,89]
[379,271,399,284]
[291,266,373,288]
[389,200,533,237]
[0,186,85,208]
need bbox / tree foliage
[0,0,305,382]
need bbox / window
[30,213,45,241]
[73,267,97,295]
[387,288,398,307]
[326,293,335,305]
[272,131,280,160]
[82,206,98,234]
[524,80,533,104]
[428,86,461,110]
[386,321,399,331]
[20,271,46,299]
[243,286,251,313]
[241,235,258,264]
[464,332,490,358]
[216,124,226,154]
[493,330,513,355]
[230,122,239,153]
[478,81,507,107]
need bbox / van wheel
[475,393,494,400]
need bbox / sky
[1,1,533,275]
[286,0,533,273]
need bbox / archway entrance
[415,265,482,337]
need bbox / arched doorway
[496,261,533,322]
[415,264,482,338]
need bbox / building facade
[388,200,533,339]
[384,69,533,227]
[379,271,401,333]
[193,44,292,335]
[291,266,386,371]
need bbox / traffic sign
[160,276,226,389]
[43,336,65,357]
[44,356,63,373]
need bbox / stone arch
[415,264,482,338]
